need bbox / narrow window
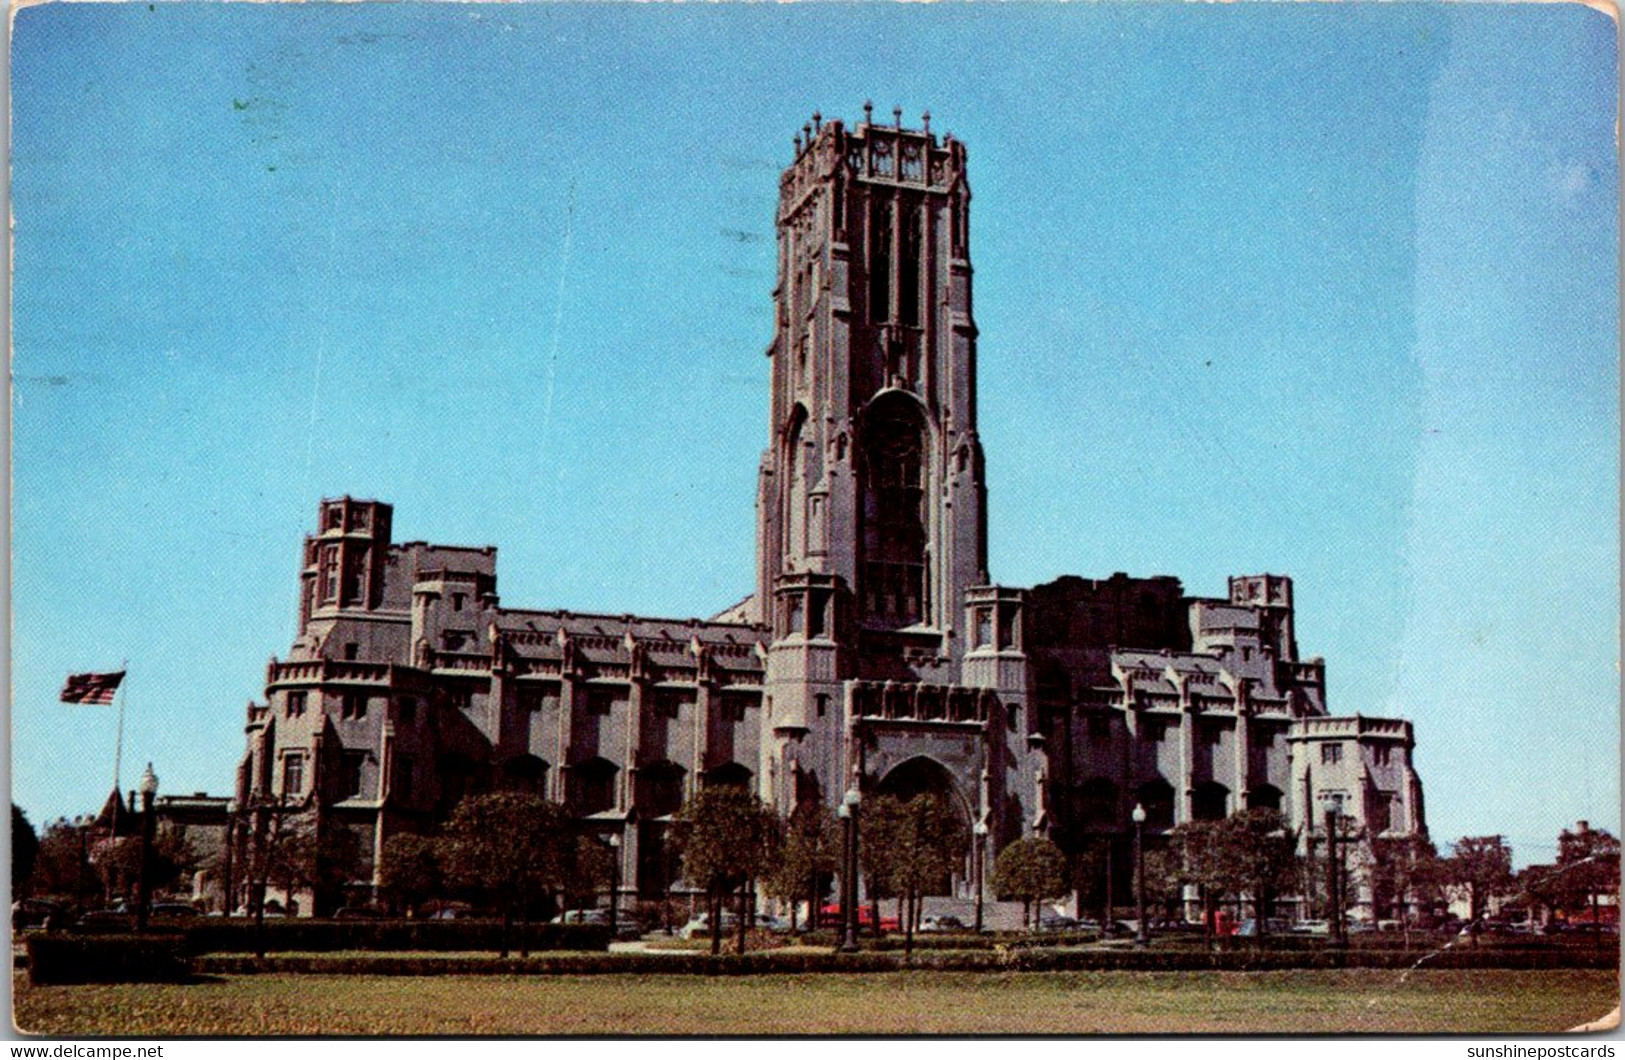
[816,693,829,718]
[282,753,305,795]
[868,199,891,323]
[285,691,307,718]
[1321,742,1342,765]
[343,642,359,661]
[318,545,340,603]
[453,593,465,612]
[394,754,414,801]
[899,206,921,327]
[340,751,366,801]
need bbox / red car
[819,903,900,932]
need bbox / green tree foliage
[992,836,1070,931]
[94,831,200,907]
[379,833,446,917]
[764,802,838,932]
[442,793,571,956]
[1556,824,1620,926]
[1370,835,1441,941]
[1169,819,1228,943]
[1142,844,1189,926]
[13,806,40,896]
[29,820,98,907]
[561,834,615,912]
[674,785,779,954]
[863,794,969,954]
[1213,809,1300,936]
[1444,835,1514,925]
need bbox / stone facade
[235,110,1426,918]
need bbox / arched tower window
[861,398,927,628]
[783,407,808,564]
[868,199,891,323]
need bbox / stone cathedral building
[235,109,1427,918]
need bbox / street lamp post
[607,833,622,941]
[972,820,988,934]
[1319,792,1345,946]
[838,786,861,953]
[136,763,159,932]
[1132,803,1150,946]
[222,799,238,917]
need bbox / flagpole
[112,660,129,799]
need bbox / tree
[1169,819,1228,945]
[93,830,200,907]
[764,802,837,932]
[673,785,779,955]
[13,806,40,896]
[993,837,1070,932]
[862,794,969,955]
[1213,809,1300,938]
[379,833,445,917]
[1444,835,1514,933]
[1142,844,1190,927]
[29,819,99,908]
[441,793,571,956]
[1557,823,1620,935]
[562,833,614,913]
[1370,835,1441,944]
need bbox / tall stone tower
[756,107,1028,834]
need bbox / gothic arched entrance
[873,755,972,897]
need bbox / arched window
[1079,777,1118,831]
[499,755,548,797]
[1136,778,1176,832]
[1193,781,1230,822]
[636,761,687,819]
[566,757,619,817]
[860,398,927,628]
[783,407,808,565]
[704,762,753,791]
[1247,784,1284,814]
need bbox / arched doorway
[874,756,972,897]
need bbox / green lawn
[13,969,1619,1036]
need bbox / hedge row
[195,945,1617,977]
[27,935,192,985]
[176,919,610,954]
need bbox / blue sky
[10,3,1617,866]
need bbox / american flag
[60,671,125,705]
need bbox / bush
[191,943,1616,977]
[177,918,610,954]
[27,934,192,985]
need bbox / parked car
[1235,918,1293,937]
[679,911,739,939]
[818,903,901,932]
[1037,912,1081,932]
[150,902,199,919]
[333,906,387,920]
[1291,919,1331,936]
[919,914,967,933]
[553,909,609,926]
[11,898,63,930]
[757,914,794,933]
